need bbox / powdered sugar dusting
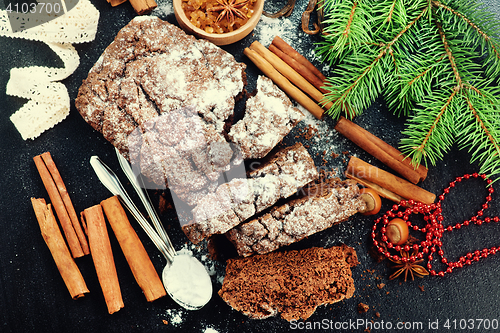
[152,0,174,17]
[293,105,347,177]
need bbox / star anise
[209,0,250,26]
[388,250,429,282]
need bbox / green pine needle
[317,0,500,182]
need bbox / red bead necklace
[372,172,498,277]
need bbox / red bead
[428,255,433,261]
[378,247,384,253]
[483,204,489,210]
[392,204,399,211]
[392,255,400,261]
[473,172,479,178]
[404,245,410,252]
[463,220,469,226]
[373,240,379,246]
[438,250,444,256]
[456,176,462,182]
[446,267,453,273]
[430,270,436,276]
[427,263,432,269]
[387,242,393,248]
[494,217,499,222]
[477,211,483,217]
[381,227,386,233]
[400,200,407,206]
[442,258,448,264]
[413,225,419,231]
[485,217,491,223]
[408,199,415,206]
[385,252,391,258]
[395,245,401,251]
[464,174,470,179]
[397,211,404,217]
[413,244,419,251]
[446,226,453,232]
[439,195,445,201]
[382,235,388,242]
[438,271,445,277]
[449,182,455,188]
[402,256,408,263]
[444,188,450,194]
[481,174,486,179]
[466,260,471,265]
[455,223,461,229]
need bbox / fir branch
[318,0,500,180]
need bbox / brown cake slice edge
[218,244,359,321]
[226,177,366,257]
[182,143,319,244]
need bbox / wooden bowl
[173,0,264,46]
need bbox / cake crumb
[377,283,385,289]
[418,285,425,292]
[358,303,369,313]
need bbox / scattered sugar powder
[292,105,348,177]
[255,16,304,48]
[164,308,184,326]
[152,0,174,18]
[203,327,219,333]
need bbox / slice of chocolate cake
[229,76,304,159]
[218,245,359,321]
[182,143,319,244]
[226,178,366,257]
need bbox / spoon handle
[114,148,176,258]
[90,156,174,263]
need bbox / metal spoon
[90,155,212,310]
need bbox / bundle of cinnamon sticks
[245,37,435,205]
[32,152,165,313]
[244,37,329,119]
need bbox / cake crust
[226,178,366,257]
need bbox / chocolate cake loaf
[75,17,247,197]
[218,245,359,321]
[182,143,319,244]
[229,76,304,159]
[226,178,366,257]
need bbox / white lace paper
[0,0,99,140]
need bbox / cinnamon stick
[268,43,328,94]
[271,36,327,83]
[33,154,85,258]
[40,152,89,254]
[335,117,428,184]
[108,0,127,6]
[83,205,124,314]
[345,173,406,204]
[31,198,89,299]
[249,41,332,114]
[244,47,325,119]
[129,0,157,15]
[347,156,436,205]
[101,196,166,302]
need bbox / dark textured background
[1,0,500,332]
